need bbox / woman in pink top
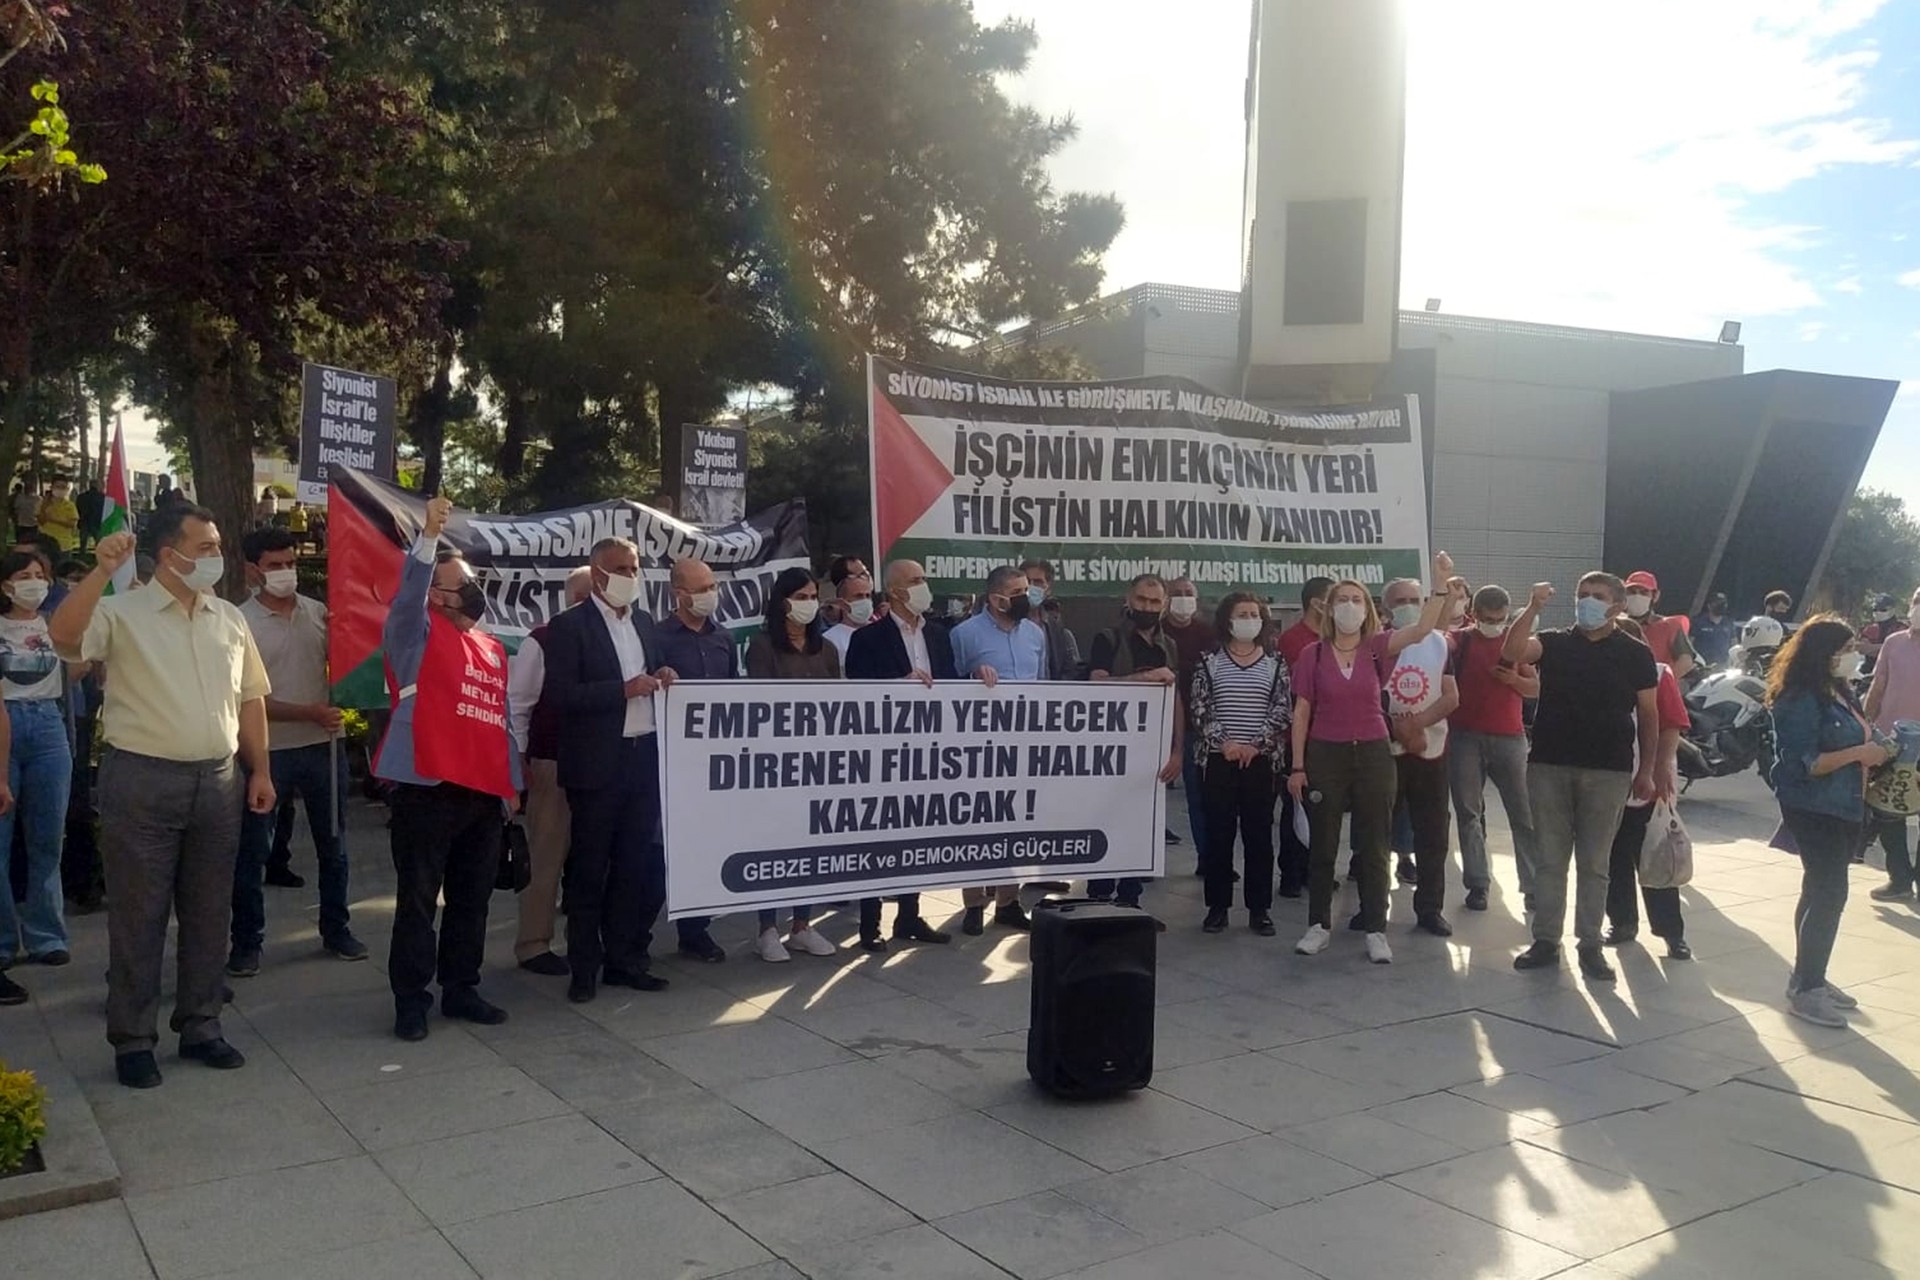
[1288,554,1462,963]
[1866,588,1920,898]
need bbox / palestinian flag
[327,469,812,710]
[100,420,136,594]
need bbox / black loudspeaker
[1027,900,1156,1098]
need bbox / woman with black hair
[1187,592,1291,936]
[0,549,77,970]
[1768,615,1895,1027]
[745,567,841,963]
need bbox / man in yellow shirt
[51,507,277,1089]
[36,479,80,552]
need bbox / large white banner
[869,355,1430,599]
[658,680,1172,918]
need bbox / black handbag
[497,820,532,893]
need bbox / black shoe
[567,974,597,1004]
[1464,888,1489,912]
[1278,884,1304,900]
[1087,889,1115,903]
[1577,945,1616,982]
[1202,908,1229,934]
[1666,938,1694,962]
[324,934,369,962]
[0,972,27,1006]
[179,1037,246,1070]
[442,992,508,1025]
[859,935,888,954]
[1165,828,1182,845]
[1192,863,1205,877]
[225,949,261,978]
[1250,912,1276,937]
[1348,910,1367,932]
[1416,912,1453,938]
[519,951,571,976]
[603,968,669,992]
[1870,882,1915,902]
[116,1050,162,1089]
[962,906,985,936]
[678,934,727,964]
[394,1008,429,1042]
[31,948,70,967]
[1396,858,1419,886]
[263,866,305,888]
[894,917,952,944]
[1513,941,1561,971]
[994,903,1032,931]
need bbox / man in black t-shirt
[1085,574,1184,911]
[1502,573,1659,982]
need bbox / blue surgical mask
[1026,586,1046,609]
[1574,596,1610,631]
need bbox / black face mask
[1126,606,1163,630]
[1002,594,1031,621]
[453,581,486,621]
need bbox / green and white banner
[868,356,1429,599]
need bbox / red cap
[1625,571,1659,592]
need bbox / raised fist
[95,531,135,574]
[1530,583,1555,609]
[424,496,454,540]
[1433,550,1454,580]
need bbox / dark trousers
[564,734,662,979]
[267,801,297,875]
[1306,738,1397,931]
[1181,747,1211,870]
[388,782,501,1015]
[1782,807,1861,992]
[1086,876,1144,904]
[1277,791,1309,895]
[859,893,927,938]
[233,744,350,951]
[1605,802,1685,940]
[99,750,242,1052]
[1879,815,1913,888]
[63,705,101,906]
[1396,752,1451,917]
[1202,754,1277,911]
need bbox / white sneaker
[1295,924,1331,956]
[1366,932,1394,965]
[787,927,837,957]
[1789,987,1847,1028]
[756,928,791,963]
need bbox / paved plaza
[5,775,1920,1279]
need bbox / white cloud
[1900,268,1920,289]
[1799,321,1831,341]
[1834,276,1865,294]
[975,1,1914,341]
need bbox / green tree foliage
[1818,488,1920,616]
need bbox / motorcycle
[1679,657,1776,790]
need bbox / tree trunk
[178,311,258,601]
[499,390,529,482]
[413,332,456,495]
[72,372,91,483]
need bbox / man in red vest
[375,496,523,1042]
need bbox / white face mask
[175,551,224,592]
[1834,651,1864,682]
[1477,620,1506,638]
[8,578,48,609]
[1168,597,1199,622]
[1624,594,1653,618]
[787,598,820,626]
[902,582,934,617]
[685,588,719,619]
[261,569,299,599]
[847,597,874,625]
[1229,616,1263,642]
[1389,603,1421,630]
[599,570,639,610]
[1332,601,1366,635]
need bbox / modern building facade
[1000,282,1895,623]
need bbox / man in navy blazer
[844,560,956,949]
[541,537,678,1003]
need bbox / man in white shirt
[505,566,593,975]
[1383,577,1460,938]
[823,569,879,662]
[541,539,678,1003]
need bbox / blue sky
[972,0,1920,507]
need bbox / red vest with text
[400,614,515,800]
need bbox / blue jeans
[0,699,73,958]
[233,743,350,950]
